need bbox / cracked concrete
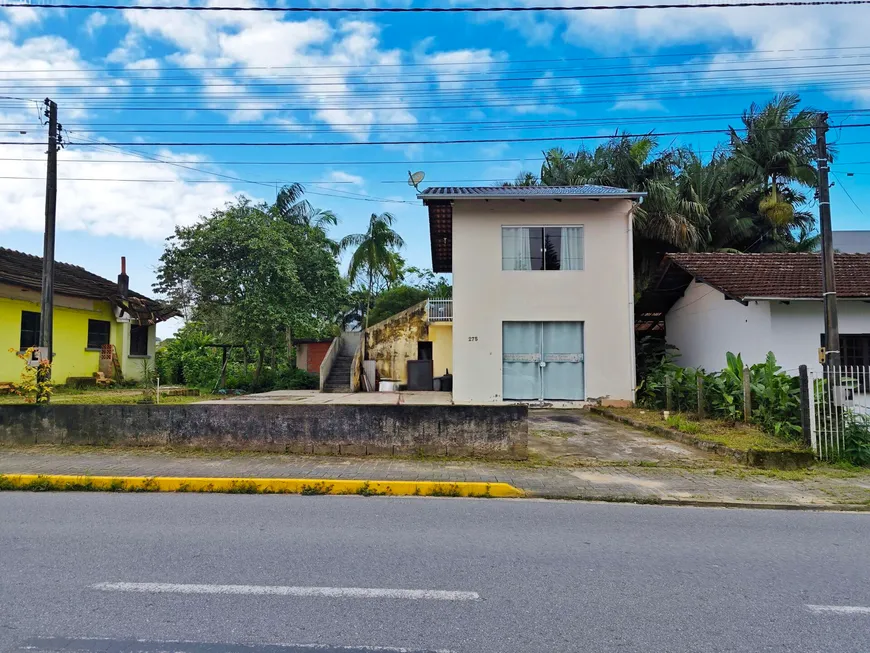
[529,409,715,465]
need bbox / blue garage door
[503,322,584,401]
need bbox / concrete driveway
[529,409,715,466]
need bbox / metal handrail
[427,299,453,322]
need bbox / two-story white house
[418,185,645,405]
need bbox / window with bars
[820,333,870,367]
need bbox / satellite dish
[408,170,425,190]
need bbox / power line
[60,130,415,204]
[1,140,869,166]
[6,123,870,148]
[6,45,870,75]
[831,171,865,214]
[16,81,870,112]
[4,1,870,11]
[11,60,870,90]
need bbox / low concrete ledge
[0,404,528,460]
[590,407,814,470]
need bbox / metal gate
[502,321,584,401]
[808,365,870,459]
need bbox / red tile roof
[665,252,870,300]
[0,248,178,324]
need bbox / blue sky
[1,0,869,337]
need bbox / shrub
[276,366,319,390]
[843,411,870,466]
[367,285,428,326]
[639,351,802,442]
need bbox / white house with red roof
[639,252,870,373]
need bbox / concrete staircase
[322,353,353,393]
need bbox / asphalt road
[1,494,869,653]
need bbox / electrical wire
[3,1,870,11]
[59,129,416,204]
[6,45,870,76]
[6,123,870,148]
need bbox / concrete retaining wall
[0,404,528,460]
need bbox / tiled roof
[666,252,870,300]
[0,248,179,324]
[418,185,646,199]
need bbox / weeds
[226,480,259,494]
[428,483,463,497]
[665,414,703,435]
[300,482,333,495]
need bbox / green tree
[366,285,429,326]
[511,94,823,287]
[340,212,405,329]
[155,187,347,382]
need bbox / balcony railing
[427,299,453,322]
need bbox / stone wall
[0,404,528,460]
[365,301,429,383]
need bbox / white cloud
[0,29,97,120]
[119,13,418,138]
[125,57,161,76]
[0,143,241,240]
[1,7,40,26]
[423,48,504,91]
[84,12,108,36]
[611,99,667,112]
[326,170,365,186]
[106,31,145,64]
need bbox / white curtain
[561,226,584,270]
[502,227,532,270]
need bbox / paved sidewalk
[2,447,870,509]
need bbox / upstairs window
[130,324,149,356]
[20,311,40,350]
[502,226,584,271]
[87,320,111,350]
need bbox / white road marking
[91,582,479,602]
[807,604,870,614]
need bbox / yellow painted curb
[0,474,525,498]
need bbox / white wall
[451,198,635,403]
[769,301,870,373]
[667,283,870,374]
[665,280,773,371]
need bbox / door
[502,321,584,401]
[502,322,542,401]
[542,322,584,400]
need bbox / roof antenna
[407,170,425,191]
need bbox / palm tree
[728,93,818,228]
[272,183,338,230]
[340,212,405,329]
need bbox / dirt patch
[529,409,718,466]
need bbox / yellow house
[0,248,178,385]
[364,299,453,388]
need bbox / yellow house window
[87,320,111,350]
[20,311,40,350]
[130,325,149,356]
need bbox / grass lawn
[0,387,221,405]
[606,407,810,453]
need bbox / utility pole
[815,112,840,368]
[39,98,60,381]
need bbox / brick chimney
[117,256,129,298]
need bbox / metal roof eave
[418,191,647,201]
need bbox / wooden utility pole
[815,112,840,367]
[39,98,59,379]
